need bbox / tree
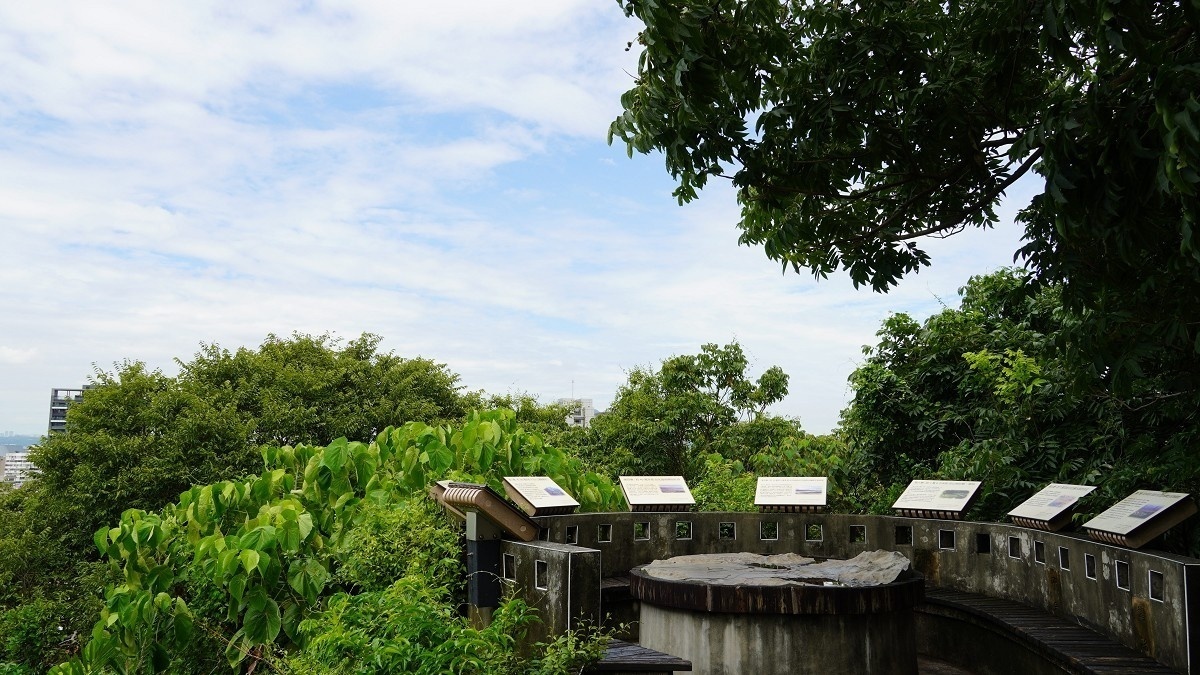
[611,0,1200,386]
[51,412,622,675]
[840,270,1200,549]
[0,333,468,672]
[589,342,790,477]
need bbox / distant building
[557,398,596,428]
[0,451,35,486]
[49,386,88,433]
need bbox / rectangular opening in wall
[502,553,516,581]
[1034,541,1046,565]
[1008,536,1022,559]
[938,529,956,551]
[1149,570,1164,602]
[894,525,913,546]
[538,528,550,542]
[634,522,650,541]
[849,525,867,544]
[1058,547,1070,571]
[1115,560,1130,590]
[719,522,737,540]
[534,560,548,590]
[675,521,693,540]
[565,525,578,545]
[1085,553,1097,580]
[975,533,991,554]
[805,523,823,542]
[598,524,612,543]
[760,521,779,541]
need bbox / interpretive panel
[1008,483,1096,531]
[1084,490,1197,548]
[755,477,828,513]
[619,475,695,512]
[892,480,981,520]
[503,476,580,517]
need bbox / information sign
[755,477,828,513]
[619,475,695,512]
[502,476,579,516]
[1083,490,1197,548]
[1008,483,1095,531]
[892,480,981,520]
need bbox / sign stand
[891,480,982,520]
[1083,490,1197,549]
[502,476,580,516]
[1008,483,1096,531]
[619,476,695,512]
[755,477,828,513]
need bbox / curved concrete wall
[499,512,1199,673]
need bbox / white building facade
[556,398,596,428]
[0,451,35,486]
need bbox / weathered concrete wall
[522,512,1198,673]
[639,603,917,675]
[499,539,601,647]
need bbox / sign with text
[892,480,981,514]
[1009,483,1094,522]
[619,475,695,511]
[502,476,579,516]
[755,477,828,507]
[1084,490,1192,536]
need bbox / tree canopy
[840,269,1200,550]
[0,333,469,672]
[586,342,791,477]
[611,0,1200,386]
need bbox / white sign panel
[503,476,579,509]
[619,475,695,505]
[755,477,828,507]
[892,480,981,512]
[1008,483,1095,521]
[1083,490,1191,536]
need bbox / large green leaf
[287,558,328,604]
[243,590,281,644]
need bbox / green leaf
[287,558,328,604]
[224,628,250,668]
[240,549,261,575]
[322,439,348,473]
[243,592,282,644]
[239,525,278,551]
[93,527,110,555]
[229,573,247,604]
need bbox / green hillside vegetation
[1,315,1198,673]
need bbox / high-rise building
[49,386,87,433]
[0,451,35,486]
[557,398,596,428]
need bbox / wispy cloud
[0,1,1031,436]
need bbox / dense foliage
[582,342,791,478]
[51,410,621,674]
[611,0,1200,424]
[839,270,1200,551]
[0,333,470,673]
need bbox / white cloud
[0,1,1035,436]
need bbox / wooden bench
[920,587,1179,674]
[584,639,692,674]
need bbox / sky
[0,0,1032,437]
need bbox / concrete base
[638,603,918,675]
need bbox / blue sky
[0,0,1029,436]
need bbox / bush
[334,497,462,594]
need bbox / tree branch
[880,148,1043,242]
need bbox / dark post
[466,511,503,626]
